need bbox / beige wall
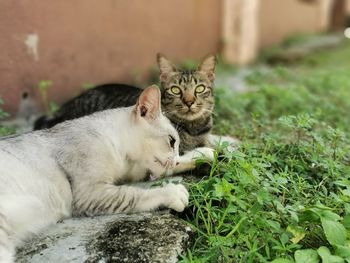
[347,0,350,14]
[259,0,332,48]
[222,0,260,65]
[0,0,222,114]
[0,0,340,115]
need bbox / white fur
[0,86,188,262]
[166,134,239,176]
[208,134,240,152]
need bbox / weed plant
[0,98,15,136]
[182,43,350,262]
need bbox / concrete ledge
[16,212,194,263]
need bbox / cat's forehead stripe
[176,70,199,86]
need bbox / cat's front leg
[165,147,215,176]
[165,135,239,176]
[208,134,240,152]
[135,183,189,212]
[73,183,189,216]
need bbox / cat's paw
[193,147,215,161]
[163,183,189,212]
[180,147,215,162]
[209,134,240,153]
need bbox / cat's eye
[170,86,181,95]
[169,135,176,149]
[195,85,206,93]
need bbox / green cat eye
[195,85,206,93]
[170,86,181,95]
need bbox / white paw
[181,147,215,162]
[193,147,215,161]
[213,135,240,152]
[163,184,189,212]
[219,135,240,145]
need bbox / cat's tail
[33,114,63,130]
[0,213,15,263]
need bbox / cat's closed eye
[169,135,176,149]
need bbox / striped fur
[0,86,189,262]
[33,54,218,155]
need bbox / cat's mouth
[178,107,204,120]
[183,106,201,115]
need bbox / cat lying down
[0,85,213,263]
[34,53,239,156]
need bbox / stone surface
[16,212,194,263]
[266,33,344,64]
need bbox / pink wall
[1,0,340,115]
[347,0,350,14]
[258,0,330,48]
[0,0,222,114]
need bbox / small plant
[38,80,53,115]
[181,42,350,262]
[183,116,350,262]
[0,98,15,136]
[81,83,95,90]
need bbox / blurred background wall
[0,0,348,115]
[259,0,333,48]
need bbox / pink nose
[184,100,194,107]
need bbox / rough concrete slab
[16,212,194,263]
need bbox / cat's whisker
[202,109,214,114]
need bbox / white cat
[0,85,189,263]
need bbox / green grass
[0,98,15,136]
[1,38,350,263]
[182,42,350,262]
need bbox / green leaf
[287,225,306,244]
[49,101,59,114]
[266,219,281,231]
[81,83,95,89]
[335,245,350,259]
[294,249,319,263]
[344,204,350,215]
[319,210,341,222]
[38,80,53,91]
[342,215,350,230]
[317,246,344,263]
[213,178,233,197]
[341,189,350,197]
[256,188,272,204]
[321,219,347,246]
[271,259,295,263]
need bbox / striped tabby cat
[34,54,237,155]
[0,86,189,263]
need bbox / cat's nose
[184,100,194,108]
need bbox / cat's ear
[136,85,161,120]
[157,53,177,82]
[198,54,217,81]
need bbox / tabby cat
[0,86,189,263]
[34,54,237,155]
